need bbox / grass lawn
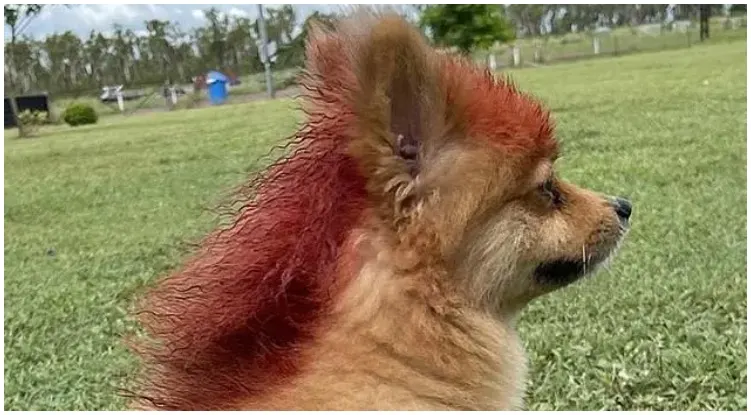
[49,68,301,119]
[4,40,747,410]
[480,18,747,68]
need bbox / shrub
[17,109,48,138]
[62,103,98,127]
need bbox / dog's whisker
[582,244,588,274]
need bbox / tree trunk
[699,5,710,41]
[7,28,25,136]
[177,63,185,84]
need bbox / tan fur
[240,232,528,410]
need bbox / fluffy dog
[129,11,632,411]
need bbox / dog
[128,10,632,411]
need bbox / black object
[4,94,50,128]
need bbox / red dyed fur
[131,74,368,410]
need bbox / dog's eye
[539,179,563,207]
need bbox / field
[50,68,301,119]
[480,16,747,67]
[4,39,747,410]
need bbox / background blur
[4,4,747,118]
[4,4,747,411]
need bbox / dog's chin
[534,257,596,287]
[535,233,627,287]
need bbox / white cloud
[77,5,140,26]
[191,9,204,21]
[228,7,248,18]
[73,6,105,26]
[37,9,52,21]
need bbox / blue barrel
[207,80,228,105]
[206,70,230,105]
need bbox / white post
[488,53,497,70]
[593,36,601,55]
[170,87,177,106]
[512,45,521,67]
[116,89,124,112]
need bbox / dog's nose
[611,197,632,221]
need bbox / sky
[3,4,346,40]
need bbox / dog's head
[307,11,631,314]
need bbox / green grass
[49,68,301,119]
[4,40,747,410]
[480,19,747,67]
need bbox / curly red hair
[129,30,370,410]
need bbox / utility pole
[257,4,275,98]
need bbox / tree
[506,5,545,37]
[203,8,229,70]
[4,4,43,65]
[111,25,137,83]
[699,5,711,41]
[166,23,192,83]
[144,19,176,82]
[729,4,747,16]
[43,31,84,91]
[419,5,515,54]
[4,4,44,136]
[224,16,261,75]
[271,5,296,44]
[0,5,340,97]
[84,30,110,87]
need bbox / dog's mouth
[534,257,599,287]
[535,229,628,287]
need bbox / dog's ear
[346,14,464,225]
[302,12,469,225]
